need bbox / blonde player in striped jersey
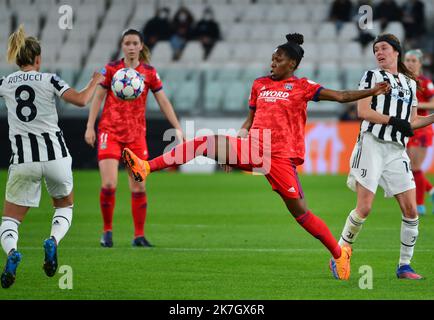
[0,25,104,288]
[333,34,434,280]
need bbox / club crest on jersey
[284,83,293,90]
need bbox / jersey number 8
[15,85,37,122]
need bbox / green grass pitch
[0,170,434,300]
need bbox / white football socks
[338,209,366,247]
[0,217,20,255]
[50,206,73,245]
[399,215,419,267]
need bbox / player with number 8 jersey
[0,25,104,288]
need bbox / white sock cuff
[1,217,21,225]
[350,209,366,225]
[402,215,419,225]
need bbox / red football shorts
[408,128,433,148]
[97,131,149,161]
[227,136,304,200]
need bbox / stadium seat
[317,62,341,83]
[211,4,241,24]
[225,24,251,42]
[241,5,267,23]
[173,80,199,112]
[264,5,290,22]
[215,67,243,81]
[316,22,338,41]
[204,81,224,112]
[340,42,364,64]
[207,42,233,63]
[338,23,359,42]
[151,42,174,65]
[287,5,311,23]
[271,23,292,41]
[296,62,316,80]
[317,42,340,62]
[231,43,256,63]
[178,42,205,64]
[249,23,273,42]
[222,80,249,112]
[384,22,405,43]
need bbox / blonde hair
[7,24,41,67]
[139,45,151,64]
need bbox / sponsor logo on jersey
[258,90,290,98]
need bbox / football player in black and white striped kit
[334,34,434,280]
[0,25,104,288]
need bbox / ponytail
[398,60,420,90]
[7,24,41,67]
[7,25,26,64]
[139,45,151,64]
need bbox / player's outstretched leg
[43,237,58,277]
[1,249,22,289]
[123,136,215,182]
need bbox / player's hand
[92,71,105,85]
[220,164,232,173]
[175,129,185,144]
[85,127,96,147]
[388,116,414,137]
[372,81,391,96]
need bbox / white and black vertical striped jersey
[358,69,418,147]
[0,70,71,164]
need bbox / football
[111,68,145,100]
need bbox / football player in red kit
[122,33,390,279]
[85,29,183,247]
[404,49,434,215]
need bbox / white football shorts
[5,156,73,207]
[347,132,415,197]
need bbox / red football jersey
[98,59,163,143]
[248,75,323,165]
[416,74,434,116]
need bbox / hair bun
[285,33,304,45]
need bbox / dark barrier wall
[0,118,174,169]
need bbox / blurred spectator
[142,7,172,50]
[401,0,426,48]
[329,0,353,32]
[374,0,402,31]
[339,103,358,121]
[193,7,221,60]
[170,6,195,61]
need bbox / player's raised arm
[316,81,391,103]
[62,71,105,107]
